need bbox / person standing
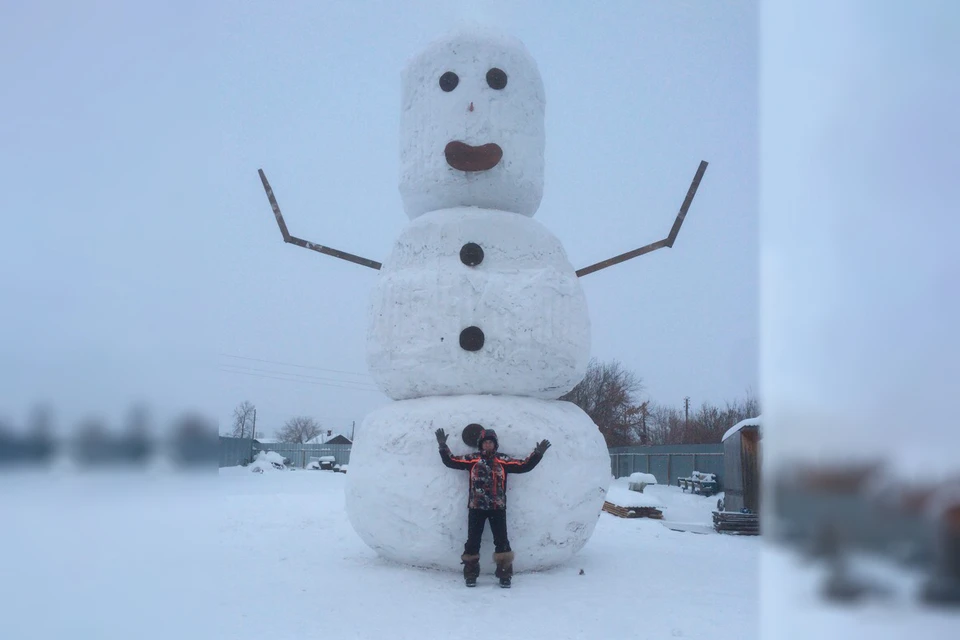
[435,427,551,587]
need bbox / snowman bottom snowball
[344,394,611,572]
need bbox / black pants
[464,508,511,555]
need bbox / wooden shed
[721,416,761,513]
[713,416,761,535]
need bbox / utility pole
[684,397,690,427]
[351,421,355,441]
[640,402,648,445]
[251,408,257,441]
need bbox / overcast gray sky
[0,1,757,438]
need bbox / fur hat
[477,428,499,450]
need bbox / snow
[605,484,663,509]
[762,544,959,639]
[218,467,759,640]
[722,414,762,442]
[399,25,546,219]
[629,472,658,485]
[692,471,716,482]
[345,394,610,571]
[366,207,590,400]
[249,450,286,472]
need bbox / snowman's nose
[468,102,474,112]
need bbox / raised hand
[534,439,551,456]
[435,428,449,447]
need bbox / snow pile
[366,207,590,400]
[629,472,657,485]
[606,484,664,509]
[345,394,610,572]
[249,450,286,473]
[691,471,716,482]
[399,25,546,219]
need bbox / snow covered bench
[628,472,657,493]
[679,471,719,496]
[307,455,338,470]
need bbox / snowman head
[399,26,546,219]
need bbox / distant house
[325,434,352,445]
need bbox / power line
[220,353,371,378]
[220,367,383,392]
[220,363,380,389]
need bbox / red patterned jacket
[439,445,543,510]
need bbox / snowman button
[460,242,484,266]
[459,326,485,351]
[462,423,484,447]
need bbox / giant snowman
[258,25,706,574]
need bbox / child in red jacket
[436,427,551,588]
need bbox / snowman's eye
[486,68,507,90]
[439,71,459,92]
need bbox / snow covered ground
[218,469,758,639]
[762,544,960,638]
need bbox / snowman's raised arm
[258,169,382,270]
[575,160,708,277]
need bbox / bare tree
[647,393,760,445]
[560,359,645,447]
[231,401,256,438]
[277,416,322,444]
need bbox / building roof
[721,415,762,443]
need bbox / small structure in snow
[603,485,664,519]
[628,472,657,493]
[250,450,287,472]
[921,481,960,606]
[715,416,761,535]
[679,471,719,496]
[720,416,761,513]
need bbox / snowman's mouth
[445,141,503,172]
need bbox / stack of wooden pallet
[712,511,759,535]
[602,501,664,520]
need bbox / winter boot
[494,551,514,589]
[461,553,480,587]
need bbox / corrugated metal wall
[219,438,352,468]
[608,443,725,488]
[221,439,720,486]
[219,437,259,468]
[258,443,352,467]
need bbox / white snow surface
[218,468,758,640]
[762,544,959,639]
[344,394,610,571]
[629,472,658,485]
[249,450,286,472]
[398,25,546,219]
[605,484,663,509]
[367,207,590,400]
[722,414,762,442]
